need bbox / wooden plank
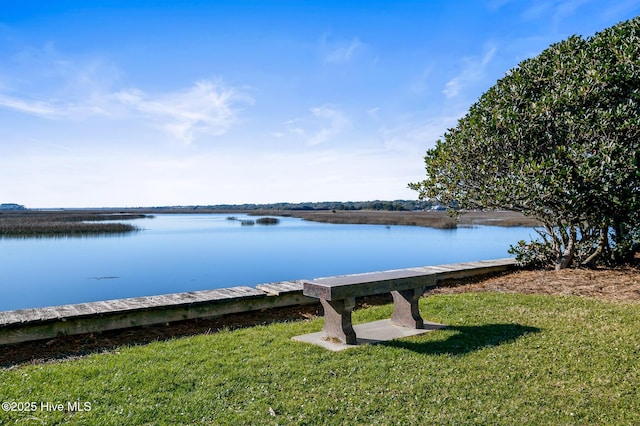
[0,285,316,345]
[435,259,515,281]
[408,259,515,280]
[0,311,22,326]
[256,281,304,296]
[0,286,266,328]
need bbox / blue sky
[1,1,639,208]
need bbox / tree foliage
[410,17,640,269]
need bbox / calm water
[0,214,536,311]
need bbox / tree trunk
[581,226,608,266]
[556,226,577,270]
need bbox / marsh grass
[1,293,638,425]
[254,210,541,229]
[0,212,148,237]
[255,217,280,225]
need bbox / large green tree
[410,17,640,270]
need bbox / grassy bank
[1,293,638,425]
[0,211,149,237]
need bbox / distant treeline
[147,200,442,212]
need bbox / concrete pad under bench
[292,319,446,352]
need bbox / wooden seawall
[0,258,515,345]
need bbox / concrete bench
[303,269,436,344]
[302,259,516,345]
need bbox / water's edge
[0,258,515,345]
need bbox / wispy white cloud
[521,1,553,20]
[321,34,365,64]
[114,81,252,143]
[0,78,252,144]
[0,43,121,117]
[0,91,115,119]
[0,45,252,143]
[600,0,640,20]
[0,94,62,117]
[285,105,350,145]
[326,39,363,63]
[443,44,497,99]
[379,111,464,156]
[409,65,435,95]
[0,79,252,144]
[522,0,593,29]
[367,107,380,119]
[308,106,350,145]
[552,0,594,26]
[487,0,514,10]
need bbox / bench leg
[320,297,357,345]
[391,289,424,329]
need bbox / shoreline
[1,209,540,237]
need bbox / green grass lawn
[1,293,639,425]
